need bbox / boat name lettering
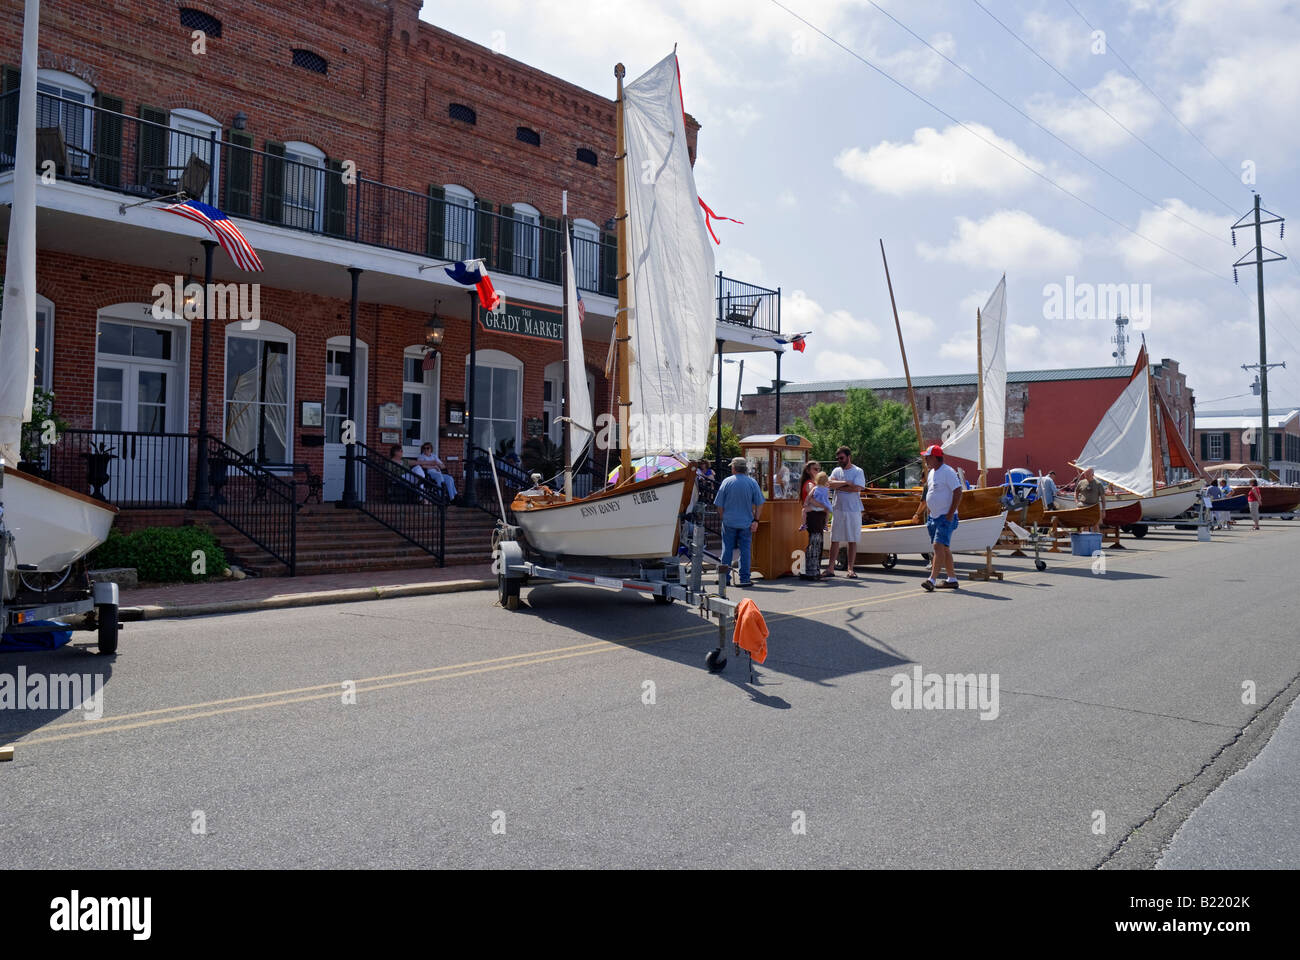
[580,500,622,518]
[633,490,660,504]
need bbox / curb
[120,577,496,621]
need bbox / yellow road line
[7,539,1201,750]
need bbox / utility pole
[1232,195,1286,479]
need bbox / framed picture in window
[301,401,323,427]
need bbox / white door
[93,319,184,504]
[543,361,563,448]
[169,109,221,204]
[324,340,367,501]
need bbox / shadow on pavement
[0,642,116,742]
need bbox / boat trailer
[1,530,121,655]
[492,511,757,676]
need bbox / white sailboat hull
[513,473,690,559]
[1062,479,1202,520]
[858,511,1008,555]
[1,468,117,573]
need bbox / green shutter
[263,140,285,223]
[600,230,617,296]
[92,93,123,186]
[1199,432,1208,461]
[1273,432,1282,462]
[474,198,494,264]
[225,130,253,216]
[426,184,445,258]
[497,204,515,273]
[137,105,168,188]
[325,157,347,237]
[540,216,560,284]
[2,65,20,164]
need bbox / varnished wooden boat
[1041,502,1102,528]
[859,485,1007,523]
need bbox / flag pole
[561,191,572,500]
[880,240,923,483]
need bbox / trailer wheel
[498,574,520,610]
[652,593,673,605]
[1131,524,1148,539]
[705,649,727,672]
[1035,559,1047,571]
[96,604,119,655]
[882,554,897,569]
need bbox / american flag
[576,286,585,325]
[163,200,264,272]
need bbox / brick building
[1194,407,1300,484]
[0,0,780,558]
[742,358,1197,485]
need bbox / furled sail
[0,0,39,466]
[1074,347,1154,496]
[942,275,1007,469]
[621,53,716,457]
[563,222,594,462]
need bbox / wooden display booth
[739,434,813,579]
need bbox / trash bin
[1070,532,1102,556]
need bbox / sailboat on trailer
[508,53,713,560]
[1067,342,1203,519]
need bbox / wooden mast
[975,307,987,487]
[1144,341,1160,493]
[880,240,923,460]
[561,191,572,500]
[614,63,632,483]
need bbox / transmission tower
[1110,316,1130,366]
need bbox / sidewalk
[119,562,495,620]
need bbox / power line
[970,0,1238,213]
[767,0,1232,284]
[859,0,1231,249]
[1061,0,1248,192]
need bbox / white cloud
[918,210,1083,271]
[1114,198,1232,279]
[1022,11,1091,69]
[835,124,1083,197]
[1177,44,1300,163]
[781,289,891,380]
[876,32,956,90]
[1027,72,1160,151]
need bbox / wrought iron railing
[717,273,780,334]
[205,436,297,575]
[44,428,195,507]
[353,442,446,565]
[4,89,618,295]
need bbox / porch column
[715,338,723,477]
[774,351,782,433]
[193,239,217,509]
[465,290,478,507]
[343,267,361,507]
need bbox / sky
[426,0,1300,418]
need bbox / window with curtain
[572,219,600,291]
[36,69,94,170]
[443,185,476,262]
[282,140,325,231]
[512,203,540,278]
[225,335,290,463]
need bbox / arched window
[36,69,94,169]
[169,108,221,205]
[572,218,600,291]
[224,319,295,464]
[403,345,440,454]
[467,349,522,457]
[282,140,325,231]
[443,184,476,262]
[511,202,540,279]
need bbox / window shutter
[137,105,168,188]
[426,184,445,258]
[540,216,560,283]
[1199,432,1208,461]
[263,140,285,223]
[600,230,617,296]
[497,204,515,273]
[2,66,20,165]
[92,93,123,186]
[474,198,494,264]
[324,157,347,237]
[224,130,253,216]
[1273,432,1282,462]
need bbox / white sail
[563,223,594,462]
[1074,371,1154,496]
[0,0,39,466]
[621,53,716,457]
[943,275,1007,469]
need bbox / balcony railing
[4,90,780,327]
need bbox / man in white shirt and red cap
[912,444,963,591]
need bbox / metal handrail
[352,441,446,565]
[205,435,297,575]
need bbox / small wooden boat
[860,485,1007,523]
[1102,500,1142,527]
[1041,503,1101,528]
[858,511,1009,556]
[1209,494,1248,513]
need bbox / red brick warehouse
[1,0,781,514]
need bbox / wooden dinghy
[859,485,1008,523]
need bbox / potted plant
[18,388,69,479]
[82,439,117,500]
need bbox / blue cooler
[1070,532,1102,556]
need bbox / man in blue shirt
[1038,470,1057,509]
[714,456,765,586]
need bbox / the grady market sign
[479,297,562,343]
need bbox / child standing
[799,471,833,580]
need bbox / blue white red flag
[444,259,501,311]
[163,200,263,272]
[576,287,585,325]
[774,332,809,353]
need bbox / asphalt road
[2,521,1297,869]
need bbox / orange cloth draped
[733,598,768,664]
